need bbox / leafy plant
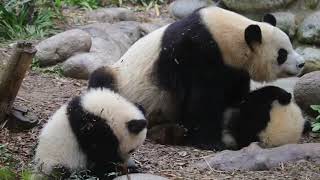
[0,1,56,41]
[310,105,320,132]
[0,167,16,180]
[62,0,99,10]
[20,170,32,180]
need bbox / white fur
[200,6,304,81]
[33,88,147,176]
[112,25,178,121]
[259,101,305,147]
[34,105,87,175]
[81,88,147,158]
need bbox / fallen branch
[194,143,320,171]
[0,42,36,123]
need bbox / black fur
[228,86,292,149]
[127,119,147,134]
[67,96,122,178]
[263,14,277,26]
[153,11,250,149]
[88,66,117,91]
[245,25,262,51]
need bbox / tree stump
[0,42,36,124]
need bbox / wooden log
[195,142,320,171]
[0,42,36,123]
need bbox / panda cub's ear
[245,25,262,50]
[262,14,277,27]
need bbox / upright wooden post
[0,42,36,123]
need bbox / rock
[113,173,169,180]
[85,7,136,23]
[297,11,320,45]
[222,0,296,12]
[90,37,122,57]
[61,52,116,79]
[195,142,320,171]
[271,12,297,38]
[250,77,299,94]
[139,18,174,35]
[35,29,91,67]
[296,47,320,75]
[169,0,213,19]
[82,22,141,54]
[294,71,320,115]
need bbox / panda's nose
[297,63,305,68]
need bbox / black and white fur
[222,86,306,150]
[109,7,305,149]
[32,67,147,178]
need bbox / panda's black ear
[262,14,277,26]
[245,25,262,50]
[88,66,117,91]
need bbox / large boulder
[296,47,320,75]
[85,7,136,23]
[81,21,141,54]
[294,71,320,115]
[297,11,320,45]
[169,0,214,19]
[139,18,174,35]
[271,12,297,38]
[251,77,299,94]
[35,29,91,67]
[222,0,296,12]
[61,52,117,79]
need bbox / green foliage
[57,0,99,10]
[20,170,32,180]
[0,144,16,167]
[310,105,320,132]
[0,167,16,180]
[0,1,56,41]
[31,58,64,76]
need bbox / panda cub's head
[33,67,147,178]
[222,86,307,150]
[83,66,147,160]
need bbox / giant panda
[109,6,305,149]
[32,67,147,179]
[222,86,307,150]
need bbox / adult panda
[222,86,308,150]
[109,7,305,149]
[32,67,147,179]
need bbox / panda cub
[222,86,306,150]
[32,67,147,179]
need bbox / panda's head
[245,14,305,81]
[85,67,147,160]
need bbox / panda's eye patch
[277,48,288,65]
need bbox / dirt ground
[0,70,319,180]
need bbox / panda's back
[34,105,87,173]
